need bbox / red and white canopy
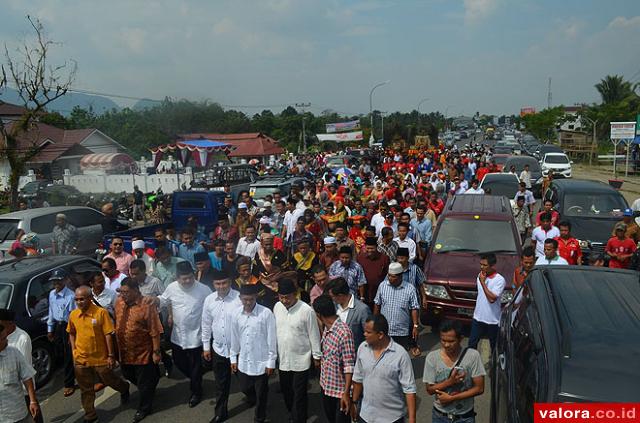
[149,139,234,168]
[80,153,136,171]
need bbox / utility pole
[295,102,311,152]
[369,80,390,146]
[547,77,552,109]
[583,116,598,166]
[380,111,387,143]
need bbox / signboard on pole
[326,120,360,133]
[317,131,363,142]
[520,107,536,117]
[610,121,636,140]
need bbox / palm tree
[595,75,635,104]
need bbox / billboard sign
[316,131,364,142]
[610,122,636,140]
[326,120,360,133]
[520,107,536,117]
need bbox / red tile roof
[0,102,28,117]
[179,132,285,157]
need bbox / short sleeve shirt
[472,273,505,325]
[0,346,36,423]
[67,303,114,366]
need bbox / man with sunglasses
[104,237,134,276]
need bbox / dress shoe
[188,394,201,408]
[209,416,227,423]
[120,385,130,405]
[133,411,149,422]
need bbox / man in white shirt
[513,182,536,214]
[370,202,389,235]
[282,198,305,243]
[535,238,569,266]
[394,223,417,263]
[468,253,505,353]
[101,257,127,292]
[154,261,212,408]
[230,283,277,423]
[464,179,485,195]
[202,274,242,423]
[273,279,321,423]
[90,272,117,317]
[519,164,532,189]
[531,212,561,258]
[236,226,261,259]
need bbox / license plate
[457,307,473,317]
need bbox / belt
[433,408,475,421]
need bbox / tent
[149,138,235,169]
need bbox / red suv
[422,195,522,325]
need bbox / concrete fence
[63,169,195,194]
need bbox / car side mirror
[633,210,640,218]
[570,160,574,164]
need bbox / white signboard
[610,121,636,140]
[316,131,364,142]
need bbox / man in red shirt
[606,222,637,269]
[554,221,582,265]
[536,200,560,226]
[428,191,445,217]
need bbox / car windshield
[326,157,347,166]
[0,284,12,308]
[482,178,519,197]
[563,193,628,217]
[21,182,41,194]
[434,218,518,254]
[493,156,509,165]
[545,155,569,164]
[251,186,282,199]
[505,159,541,173]
[0,219,21,242]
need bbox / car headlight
[425,284,451,300]
[500,290,514,304]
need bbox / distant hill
[0,87,120,115]
[133,98,163,111]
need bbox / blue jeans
[432,409,475,423]
[468,319,498,352]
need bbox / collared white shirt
[273,300,321,372]
[158,281,212,349]
[336,294,355,324]
[464,187,485,195]
[394,237,417,263]
[535,255,569,266]
[473,272,506,325]
[7,327,31,366]
[0,346,36,423]
[230,303,277,376]
[236,237,261,258]
[104,271,127,292]
[92,288,117,316]
[201,289,242,358]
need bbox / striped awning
[80,153,136,170]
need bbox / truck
[99,190,226,254]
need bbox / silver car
[0,206,107,257]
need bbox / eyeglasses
[112,243,123,246]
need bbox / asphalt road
[38,329,493,423]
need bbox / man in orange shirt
[67,286,130,423]
[554,221,582,265]
[512,246,535,289]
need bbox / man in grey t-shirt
[423,320,485,422]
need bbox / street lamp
[369,80,390,146]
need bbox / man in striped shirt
[313,295,356,423]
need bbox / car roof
[0,206,99,220]
[0,255,99,283]
[444,194,512,216]
[504,156,538,164]
[535,267,640,402]
[544,152,567,156]
[551,179,618,194]
[482,173,519,181]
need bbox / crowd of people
[2,141,639,423]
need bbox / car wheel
[32,340,54,387]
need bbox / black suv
[0,255,101,387]
[491,266,640,423]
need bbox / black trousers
[321,391,350,423]
[53,322,75,388]
[238,372,269,423]
[171,343,203,397]
[279,368,309,423]
[468,319,499,352]
[121,362,160,414]
[211,351,231,418]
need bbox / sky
[2,0,640,116]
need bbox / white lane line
[63,387,118,423]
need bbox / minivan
[422,195,522,325]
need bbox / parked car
[542,179,628,261]
[540,152,572,178]
[191,163,259,203]
[502,156,543,197]
[0,255,102,387]
[325,155,358,170]
[0,206,110,257]
[491,266,640,423]
[491,154,512,171]
[479,173,520,199]
[20,182,83,206]
[249,176,309,207]
[422,195,521,325]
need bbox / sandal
[63,387,76,397]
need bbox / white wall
[63,171,195,193]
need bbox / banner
[316,131,364,142]
[610,122,636,140]
[520,107,536,117]
[326,120,360,133]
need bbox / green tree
[595,75,635,104]
[521,106,566,141]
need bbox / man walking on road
[351,314,417,423]
[201,275,242,423]
[133,185,145,223]
[327,278,371,349]
[531,212,560,258]
[115,278,163,422]
[67,286,130,423]
[313,295,356,423]
[273,279,322,423]
[46,269,76,397]
[468,253,505,352]
[230,283,277,423]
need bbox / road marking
[63,387,118,423]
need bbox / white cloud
[212,17,235,35]
[608,15,640,29]
[563,20,584,39]
[118,28,146,54]
[464,0,498,25]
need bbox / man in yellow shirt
[67,285,129,423]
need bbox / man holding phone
[424,320,485,422]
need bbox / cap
[132,240,145,250]
[194,252,210,263]
[0,308,16,321]
[388,199,398,206]
[385,211,394,219]
[278,279,297,295]
[396,247,409,257]
[388,262,403,275]
[259,216,272,226]
[365,237,377,246]
[176,261,194,275]
[623,208,634,217]
[238,203,248,209]
[49,269,68,281]
[263,201,272,208]
[615,222,628,232]
[239,283,261,295]
[324,236,336,245]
